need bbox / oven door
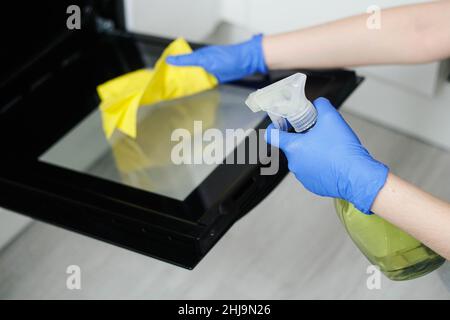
[0,1,362,268]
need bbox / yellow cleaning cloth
[97,38,218,138]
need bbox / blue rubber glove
[166,34,268,83]
[265,97,389,214]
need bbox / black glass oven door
[0,27,362,268]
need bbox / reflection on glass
[40,85,266,200]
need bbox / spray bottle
[245,72,445,280]
[245,73,317,133]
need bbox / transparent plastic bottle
[335,199,445,280]
[245,73,317,133]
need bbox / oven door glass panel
[40,85,266,201]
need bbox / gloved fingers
[264,123,299,149]
[313,97,337,117]
[166,52,203,67]
[313,96,359,140]
[264,124,279,147]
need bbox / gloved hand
[166,34,268,83]
[265,97,389,214]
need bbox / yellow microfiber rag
[97,38,218,138]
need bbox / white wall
[125,0,450,149]
[345,68,450,150]
[124,0,222,42]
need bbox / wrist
[345,157,389,214]
[261,34,286,70]
[261,35,275,70]
[371,172,394,215]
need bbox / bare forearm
[263,1,450,69]
[372,173,450,260]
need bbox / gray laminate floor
[1,110,450,299]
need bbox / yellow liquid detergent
[335,199,445,280]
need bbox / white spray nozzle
[245,73,317,132]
